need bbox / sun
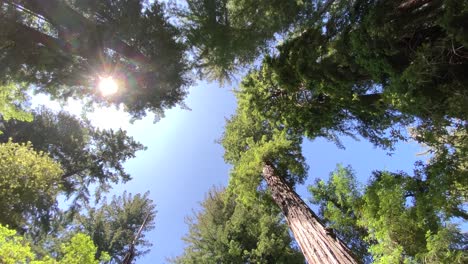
[98,76,118,96]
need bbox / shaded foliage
[236,0,468,151]
[0,0,189,119]
[236,66,409,150]
[172,187,304,264]
[176,0,311,81]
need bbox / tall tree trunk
[262,163,357,264]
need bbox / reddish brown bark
[262,163,357,264]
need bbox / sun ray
[98,76,118,96]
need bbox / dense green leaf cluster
[0,224,110,264]
[0,140,63,231]
[234,0,468,151]
[310,165,467,263]
[1,0,189,119]
[0,108,146,209]
[172,188,304,264]
[177,0,310,81]
[0,82,32,127]
[222,92,307,204]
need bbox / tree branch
[13,0,154,67]
[5,18,70,54]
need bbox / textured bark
[262,163,357,264]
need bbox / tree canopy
[220,0,467,262]
[226,0,467,150]
[1,0,189,119]
[176,0,311,81]
[172,187,304,264]
[76,191,156,263]
[221,92,307,204]
[0,0,466,262]
[0,108,146,210]
[0,224,110,264]
[309,164,467,263]
[0,140,63,232]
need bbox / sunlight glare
[98,76,118,96]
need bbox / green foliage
[0,82,32,126]
[59,233,110,264]
[0,224,34,264]
[0,0,189,119]
[221,92,307,204]
[24,191,156,263]
[177,0,309,81]
[346,0,468,122]
[0,108,146,210]
[423,225,467,264]
[0,140,63,230]
[234,0,467,151]
[237,64,409,149]
[309,165,370,261]
[172,187,304,264]
[76,191,156,263]
[0,224,108,264]
[309,164,467,263]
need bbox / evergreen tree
[26,191,156,263]
[176,0,311,81]
[0,140,63,232]
[0,108,146,211]
[75,191,156,263]
[0,224,110,263]
[252,0,468,149]
[0,0,189,119]
[309,165,370,262]
[236,65,409,150]
[222,93,357,263]
[309,165,467,263]
[172,187,304,264]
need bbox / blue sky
[35,77,424,263]
[61,80,422,263]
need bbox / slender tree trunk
[262,163,357,264]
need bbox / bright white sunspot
[98,76,118,96]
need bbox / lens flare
[98,76,118,96]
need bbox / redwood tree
[221,95,357,263]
